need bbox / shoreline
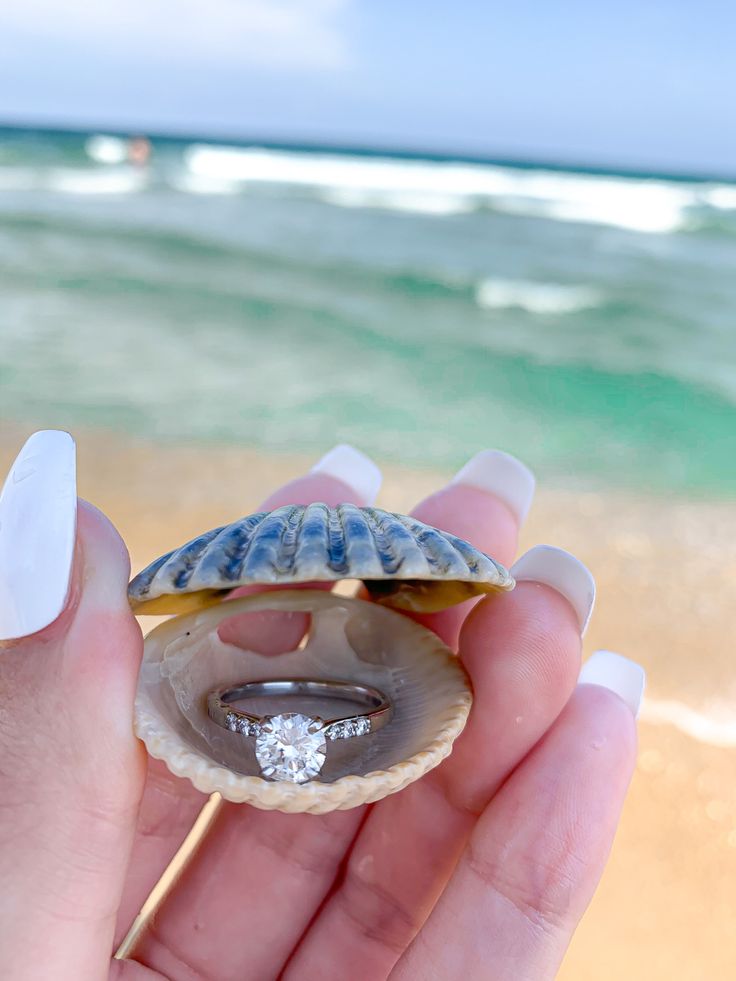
[4,422,733,701]
[2,422,735,979]
[3,421,736,716]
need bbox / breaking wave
[316,187,474,215]
[2,134,734,235]
[0,164,146,195]
[183,144,736,234]
[476,278,603,314]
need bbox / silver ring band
[207,679,392,784]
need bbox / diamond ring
[207,679,392,784]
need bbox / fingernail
[511,544,596,635]
[578,650,646,718]
[0,431,77,640]
[310,444,382,504]
[451,449,536,523]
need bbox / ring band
[207,679,392,784]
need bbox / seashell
[130,503,512,811]
[129,503,513,615]
[135,589,473,813]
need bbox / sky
[1,0,734,174]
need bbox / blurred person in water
[127,135,151,167]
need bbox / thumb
[0,431,145,981]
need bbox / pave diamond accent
[225,712,261,737]
[325,716,372,741]
[255,713,327,783]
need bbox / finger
[286,544,593,980]
[260,443,382,511]
[392,656,644,981]
[408,449,535,649]
[117,445,382,949]
[128,450,521,979]
[0,431,144,981]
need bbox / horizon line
[1,118,734,185]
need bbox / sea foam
[47,168,147,195]
[317,187,474,215]
[0,164,146,195]
[85,134,128,165]
[476,278,603,314]
[183,144,736,234]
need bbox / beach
[3,125,736,977]
[3,421,734,980]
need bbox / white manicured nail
[451,449,536,523]
[310,444,382,504]
[511,544,596,635]
[0,431,77,640]
[579,650,646,718]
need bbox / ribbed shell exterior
[129,503,513,613]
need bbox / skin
[0,471,637,981]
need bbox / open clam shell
[129,503,513,615]
[135,589,472,813]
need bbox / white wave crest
[490,185,687,234]
[0,165,146,195]
[318,187,474,215]
[169,171,242,195]
[702,184,736,210]
[184,144,736,234]
[640,697,736,748]
[46,167,147,195]
[85,134,128,165]
[476,278,603,314]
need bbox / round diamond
[255,713,327,784]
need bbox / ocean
[1,126,735,496]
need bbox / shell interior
[134,589,473,813]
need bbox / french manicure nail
[578,650,646,718]
[511,544,596,635]
[451,449,536,523]
[0,430,77,641]
[310,444,382,505]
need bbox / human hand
[0,432,644,981]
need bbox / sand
[2,422,735,979]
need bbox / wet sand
[2,423,735,980]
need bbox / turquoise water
[1,127,736,495]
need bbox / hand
[0,432,644,981]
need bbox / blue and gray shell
[128,503,514,614]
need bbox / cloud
[0,0,352,71]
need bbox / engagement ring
[207,679,392,784]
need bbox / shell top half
[128,503,514,614]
